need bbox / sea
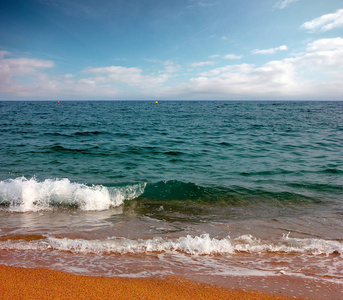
[0,101,342,299]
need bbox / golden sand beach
[0,265,292,300]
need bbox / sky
[0,0,343,100]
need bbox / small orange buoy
[155,101,158,104]
[57,101,60,104]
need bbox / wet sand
[0,265,291,299]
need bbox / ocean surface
[0,101,342,298]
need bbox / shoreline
[0,264,291,300]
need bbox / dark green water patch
[134,180,321,207]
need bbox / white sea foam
[1,234,341,256]
[0,177,146,212]
[48,234,343,255]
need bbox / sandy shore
[0,265,292,300]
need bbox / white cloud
[187,60,299,98]
[83,65,170,87]
[0,56,55,76]
[289,37,343,70]
[200,64,252,77]
[274,0,298,9]
[2,38,343,100]
[306,37,343,52]
[191,61,215,67]
[252,45,288,54]
[224,54,243,59]
[145,59,180,74]
[173,37,343,100]
[163,60,180,73]
[301,9,343,32]
[0,51,171,99]
[0,51,56,97]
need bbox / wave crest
[0,177,145,212]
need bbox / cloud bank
[1,37,343,100]
[180,37,343,100]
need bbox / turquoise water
[1,101,343,201]
[0,101,342,298]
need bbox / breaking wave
[0,234,342,256]
[0,177,145,212]
[0,177,327,212]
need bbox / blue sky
[1,0,343,100]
